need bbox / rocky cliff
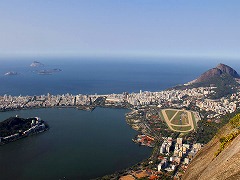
[183,115,240,180]
[194,63,240,83]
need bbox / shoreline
[0,116,49,146]
[0,104,154,179]
[1,85,239,179]
[0,127,49,146]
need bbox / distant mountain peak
[216,63,240,78]
[193,63,240,83]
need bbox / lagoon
[0,108,151,180]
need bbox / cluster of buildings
[0,85,239,119]
[0,93,99,110]
[105,86,239,118]
[133,134,155,147]
[104,86,239,119]
[157,137,203,176]
[196,98,237,118]
[119,137,203,180]
[121,135,203,179]
[160,137,173,154]
[124,87,215,107]
[22,117,46,135]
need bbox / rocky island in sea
[30,61,44,67]
[4,71,19,76]
[0,116,48,145]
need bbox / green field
[161,109,197,133]
[165,110,176,120]
[171,117,189,125]
[170,111,189,125]
[171,125,192,131]
[174,111,182,120]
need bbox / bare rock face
[216,63,240,78]
[194,63,240,83]
[195,68,223,83]
[183,127,240,180]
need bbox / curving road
[161,109,195,133]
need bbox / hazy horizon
[0,0,240,59]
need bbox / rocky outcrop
[194,68,223,83]
[194,63,240,83]
[183,122,240,180]
[30,61,44,67]
[216,63,240,78]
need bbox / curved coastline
[0,92,190,179]
[0,107,151,180]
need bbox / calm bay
[0,108,151,180]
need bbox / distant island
[3,61,62,76]
[4,71,18,76]
[0,116,48,145]
[30,61,44,67]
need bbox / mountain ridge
[172,63,240,99]
[193,63,240,83]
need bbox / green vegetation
[215,113,240,157]
[215,130,240,157]
[205,74,238,99]
[0,117,34,136]
[171,125,192,131]
[171,117,188,125]
[173,111,189,125]
[182,114,189,125]
[161,109,196,133]
[158,111,164,121]
[184,110,240,144]
[165,110,176,120]
[171,119,181,125]
[196,74,239,99]
[173,111,183,121]
[230,114,240,128]
[174,73,239,99]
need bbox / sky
[0,0,240,58]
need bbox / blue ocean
[0,57,239,96]
[1,57,240,179]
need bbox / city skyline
[0,0,240,59]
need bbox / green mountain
[0,117,34,137]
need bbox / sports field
[159,109,198,133]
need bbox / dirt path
[161,109,195,132]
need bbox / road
[161,109,195,133]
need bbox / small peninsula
[0,116,49,145]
